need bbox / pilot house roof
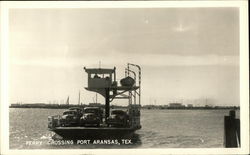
[84,67,116,74]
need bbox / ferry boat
[48,63,141,139]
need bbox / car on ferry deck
[80,107,103,127]
[60,110,80,127]
[68,107,83,118]
[106,109,129,127]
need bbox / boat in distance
[48,63,142,139]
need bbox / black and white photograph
[0,1,249,155]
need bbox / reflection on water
[9,108,240,149]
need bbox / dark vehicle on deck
[60,110,80,127]
[80,107,103,127]
[68,107,83,118]
[107,110,129,127]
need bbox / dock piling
[224,110,240,147]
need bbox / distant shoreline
[9,104,239,110]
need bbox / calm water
[9,108,240,149]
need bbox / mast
[96,93,98,103]
[66,96,69,106]
[78,91,80,105]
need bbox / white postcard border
[0,1,249,155]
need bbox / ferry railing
[128,63,141,106]
[125,68,136,105]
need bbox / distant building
[169,103,185,108]
[205,104,213,108]
[187,104,193,108]
[88,103,102,107]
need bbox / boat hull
[49,126,141,139]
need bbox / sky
[9,8,239,106]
